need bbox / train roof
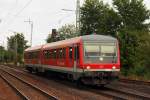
[81,34,117,41]
[24,45,43,52]
[43,36,81,49]
[43,34,117,49]
[25,34,117,52]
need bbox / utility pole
[24,18,33,47]
[76,0,80,35]
[15,33,18,65]
[62,0,80,35]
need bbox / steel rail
[105,86,150,100]
[0,74,29,100]
[0,68,57,100]
[3,65,150,100]
[119,78,150,86]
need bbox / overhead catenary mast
[76,0,80,35]
[24,18,33,47]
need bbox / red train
[24,34,120,85]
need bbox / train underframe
[78,71,119,86]
[25,65,119,86]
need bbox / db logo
[99,66,103,68]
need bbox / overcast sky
[0,0,150,47]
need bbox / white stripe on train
[25,64,120,73]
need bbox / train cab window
[85,45,100,57]
[69,47,73,59]
[101,45,116,56]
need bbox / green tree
[0,46,14,63]
[0,46,5,62]
[58,24,77,40]
[80,0,121,36]
[113,0,150,77]
[46,34,53,43]
[113,0,150,31]
[46,24,77,43]
[7,33,28,64]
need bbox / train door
[73,45,77,73]
[68,47,74,67]
[73,45,80,80]
[73,45,79,72]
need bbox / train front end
[79,35,120,85]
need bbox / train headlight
[112,66,116,69]
[86,66,91,70]
[99,57,103,61]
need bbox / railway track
[119,78,150,86]
[0,68,57,100]
[1,65,150,100]
[82,84,150,100]
[0,65,110,100]
[105,86,150,100]
[0,74,28,100]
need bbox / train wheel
[35,68,45,76]
[76,78,84,89]
[99,84,105,88]
[26,67,32,73]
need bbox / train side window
[49,50,52,59]
[44,51,46,59]
[75,46,79,60]
[31,51,37,59]
[35,51,39,59]
[34,52,37,58]
[69,47,73,59]
[29,53,31,59]
[24,53,28,59]
[57,49,60,59]
[48,51,50,59]
[57,49,59,59]
[59,49,63,59]
[44,50,50,59]
[62,48,66,58]
[54,49,57,59]
[51,50,54,59]
[29,52,33,59]
[32,52,34,59]
[28,53,30,59]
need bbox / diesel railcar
[24,34,120,85]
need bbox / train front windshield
[84,42,117,63]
